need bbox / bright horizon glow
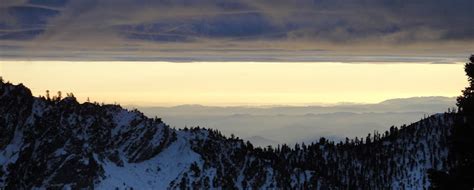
[0,60,467,106]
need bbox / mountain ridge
[0,80,458,189]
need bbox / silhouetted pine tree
[429,55,474,189]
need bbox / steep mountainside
[0,80,456,189]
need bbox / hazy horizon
[0,60,466,107]
[134,96,457,147]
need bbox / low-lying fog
[132,97,456,147]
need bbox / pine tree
[429,55,474,189]
[457,55,474,113]
[451,55,474,189]
[46,90,51,101]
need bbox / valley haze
[134,96,456,147]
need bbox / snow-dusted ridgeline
[0,81,454,189]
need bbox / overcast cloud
[1,0,473,61]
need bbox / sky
[0,0,473,61]
[0,0,472,106]
[0,60,466,106]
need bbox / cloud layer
[1,0,473,61]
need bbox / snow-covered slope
[0,81,455,189]
[97,131,200,189]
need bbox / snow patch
[96,131,202,189]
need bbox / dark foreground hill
[0,80,461,189]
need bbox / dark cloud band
[1,0,473,61]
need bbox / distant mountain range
[0,80,461,189]
[136,96,456,116]
[135,96,456,146]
